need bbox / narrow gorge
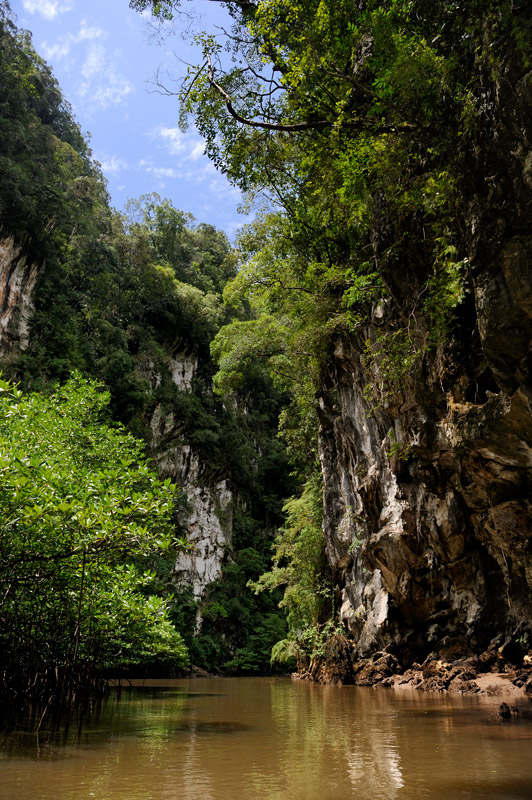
[2,0,532,704]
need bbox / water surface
[1,677,531,800]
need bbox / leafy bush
[0,374,189,718]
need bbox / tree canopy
[127,0,530,428]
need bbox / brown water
[1,677,532,800]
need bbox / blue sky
[10,0,248,238]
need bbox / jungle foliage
[0,374,188,723]
[0,2,295,702]
[4,0,529,693]
[130,0,532,657]
[133,0,531,393]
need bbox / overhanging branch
[206,56,416,135]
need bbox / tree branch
[206,55,417,135]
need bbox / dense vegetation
[0,375,188,723]
[130,0,532,663]
[0,0,295,722]
[3,0,531,712]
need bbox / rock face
[0,236,40,359]
[172,448,232,602]
[316,65,532,678]
[149,359,233,605]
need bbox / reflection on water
[1,677,532,800]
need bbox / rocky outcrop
[319,334,532,665]
[315,63,532,682]
[0,236,40,358]
[157,435,232,602]
[149,359,233,605]
[172,458,232,602]
[167,353,196,391]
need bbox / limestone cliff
[0,236,40,360]
[316,61,532,679]
[149,363,233,604]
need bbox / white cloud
[189,141,205,161]
[157,127,187,155]
[83,78,134,112]
[40,21,132,113]
[208,177,241,200]
[40,40,71,60]
[99,155,128,176]
[137,159,180,180]
[77,43,133,112]
[154,126,206,162]
[224,219,246,238]
[81,43,106,80]
[77,20,105,42]
[41,20,106,63]
[152,167,180,179]
[22,0,72,20]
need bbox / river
[1,677,531,799]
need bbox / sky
[10,0,248,238]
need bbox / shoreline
[294,640,532,699]
[390,669,527,697]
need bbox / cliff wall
[0,236,40,359]
[149,364,233,605]
[315,62,532,681]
